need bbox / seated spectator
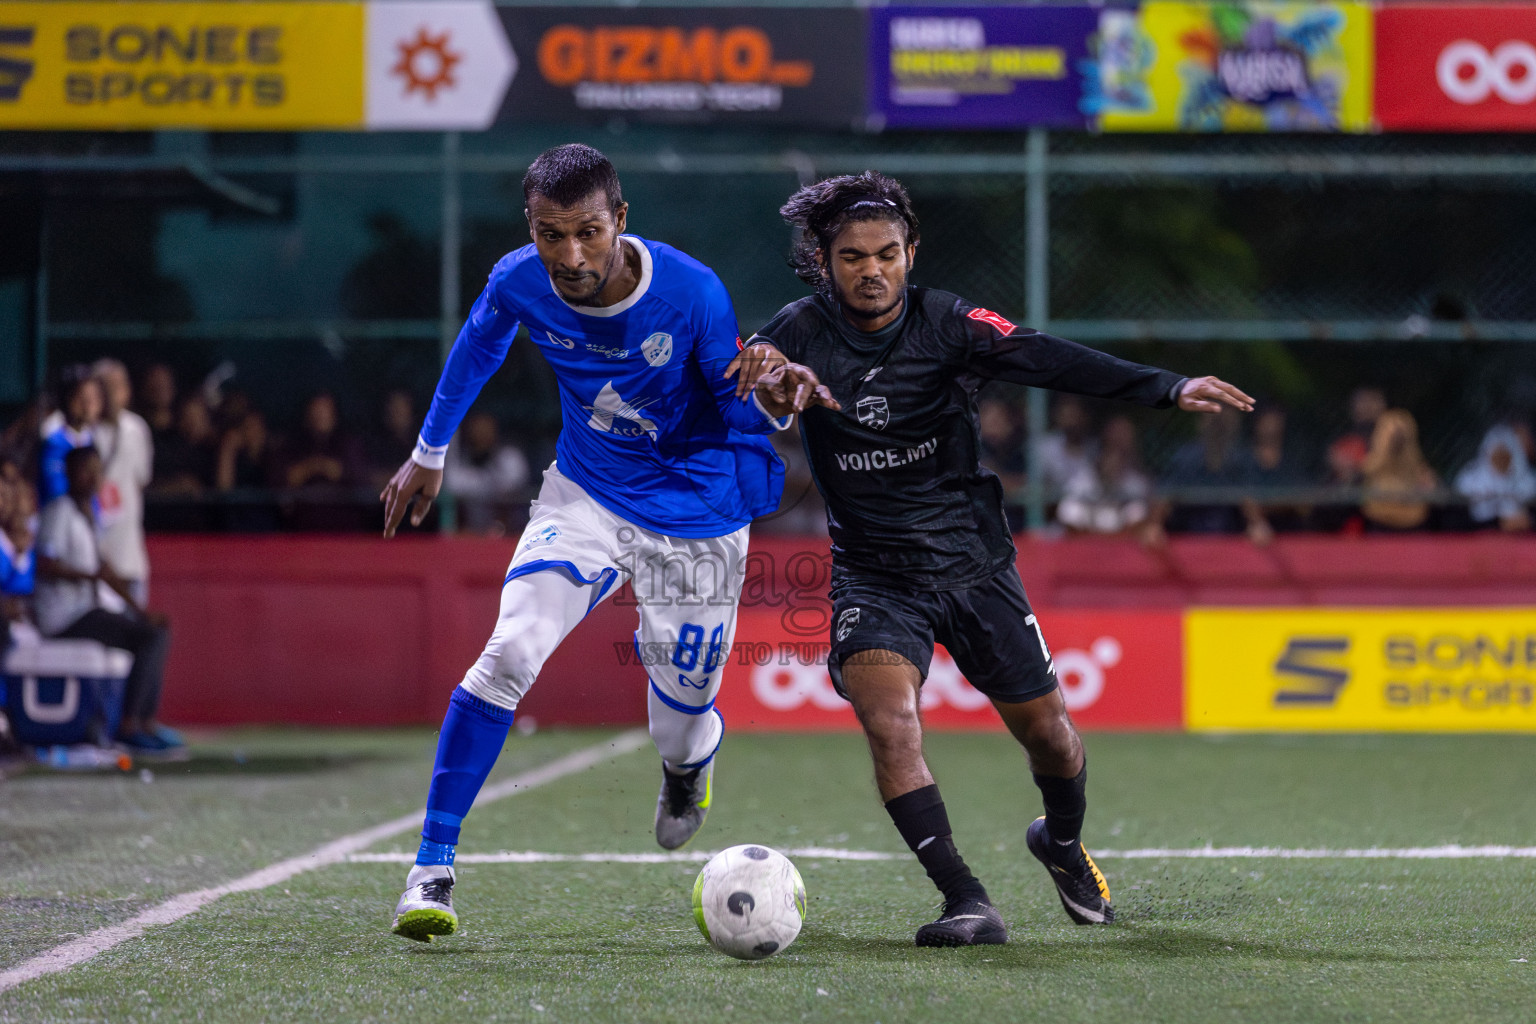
[33,446,182,756]
[39,366,102,505]
[1,396,45,482]
[444,412,530,536]
[1149,406,1273,546]
[978,397,1026,531]
[1032,394,1096,501]
[1,462,37,643]
[1250,405,1310,532]
[138,363,178,452]
[1361,409,1438,532]
[151,395,217,496]
[1454,425,1533,533]
[1326,386,1386,485]
[364,389,420,490]
[1058,415,1150,536]
[216,409,280,532]
[272,392,367,531]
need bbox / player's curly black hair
[522,143,624,214]
[780,171,919,295]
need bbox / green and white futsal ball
[692,844,806,960]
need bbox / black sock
[884,784,989,906]
[1033,762,1088,864]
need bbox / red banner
[718,607,1183,731]
[1376,4,1536,131]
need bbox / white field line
[0,729,650,995]
[349,843,1536,866]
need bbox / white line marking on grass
[348,844,1536,866]
[1093,845,1536,859]
[348,847,902,864]
[0,729,650,995]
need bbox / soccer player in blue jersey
[379,144,834,942]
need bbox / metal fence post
[438,131,461,533]
[1024,128,1050,531]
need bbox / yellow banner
[1186,609,1536,732]
[0,3,363,129]
[1097,2,1372,133]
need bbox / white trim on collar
[550,235,652,318]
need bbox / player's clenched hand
[755,363,841,418]
[1178,376,1255,414]
[724,341,788,399]
[380,459,443,538]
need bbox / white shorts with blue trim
[459,462,747,768]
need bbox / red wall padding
[146,534,1536,726]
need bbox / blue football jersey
[417,236,786,538]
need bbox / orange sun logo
[393,27,462,101]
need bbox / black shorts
[826,566,1059,704]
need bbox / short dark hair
[53,363,97,410]
[63,444,100,477]
[780,171,920,295]
[522,143,624,214]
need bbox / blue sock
[415,686,515,867]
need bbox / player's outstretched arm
[754,363,841,418]
[380,460,443,539]
[723,342,788,400]
[1177,376,1255,414]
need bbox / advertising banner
[1376,4,1536,132]
[0,1,518,130]
[494,7,866,127]
[1186,609,1536,732]
[869,5,1097,129]
[1093,2,1372,132]
[0,2,364,128]
[717,608,1184,731]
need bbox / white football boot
[391,864,458,942]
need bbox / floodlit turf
[4,729,1536,1022]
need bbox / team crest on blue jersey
[642,332,673,367]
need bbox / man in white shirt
[91,359,154,605]
[34,446,180,755]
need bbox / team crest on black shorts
[836,607,861,642]
[855,396,889,430]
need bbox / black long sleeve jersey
[751,287,1186,590]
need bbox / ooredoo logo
[1437,40,1536,106]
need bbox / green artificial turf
[3,730,1535,1023]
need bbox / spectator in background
[138,364,178,451]
[216,409,279,532]
[1032,394,1097,501]
[1057,415,1150,536]
[39,366,102,505]
[364,389,419,491]
[1454,425,1533,533]
[0,461,37,642]
[1250,405,1309,532]
[151,394,217,496]
[443,412,529,536]
[1148,405,1273,546]
[91,360,154,605]
[34,446,182,756]
[1361,409,1438,532]
[273,392,367,531]
[0,397,45,483]
[1326,385,1387,485]
[977,397,1026,532]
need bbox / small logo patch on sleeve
[966,307,1016,334]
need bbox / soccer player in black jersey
[743,172,1253,947]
